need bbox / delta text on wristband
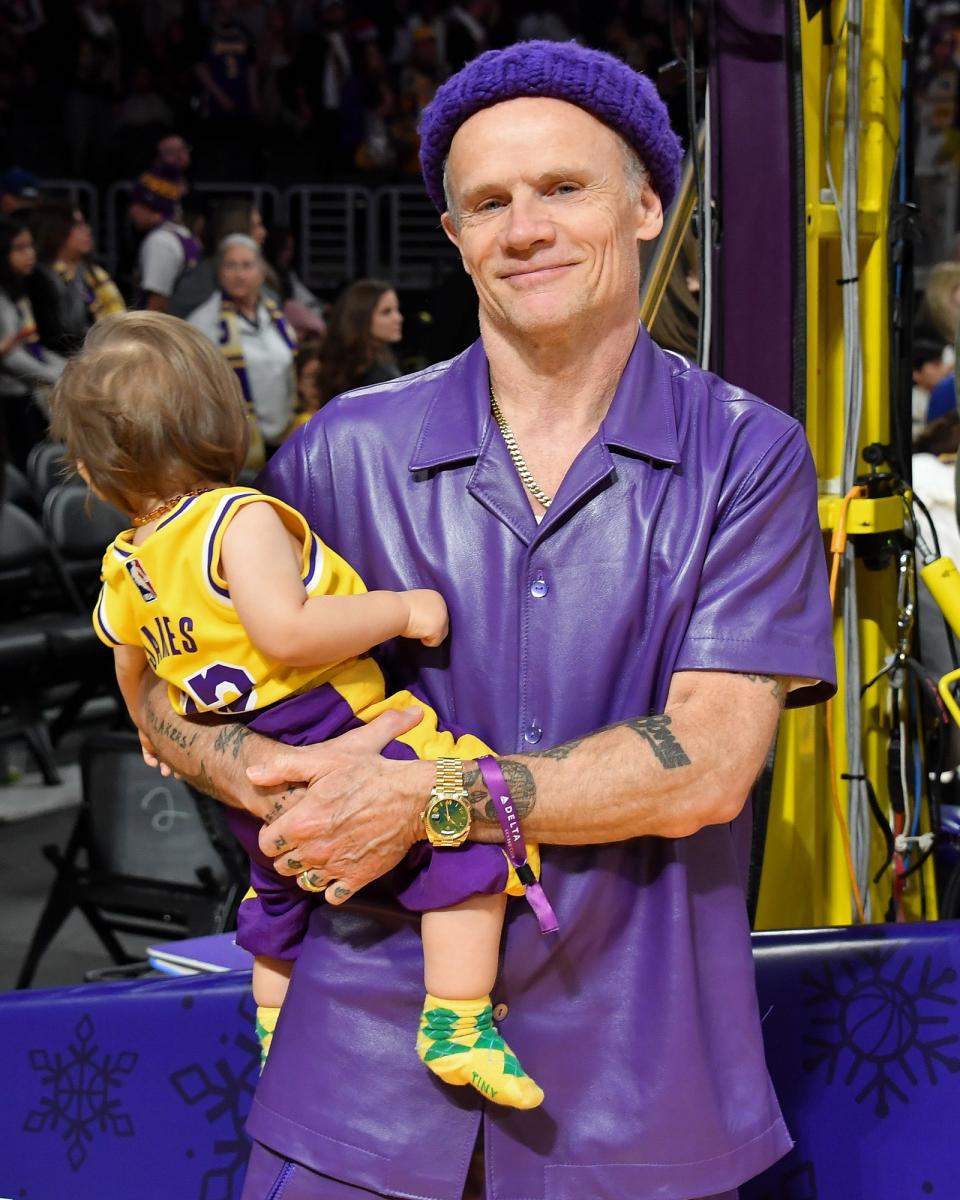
[476,755,559,934]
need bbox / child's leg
[416,894,543,1110]
[252,955,292,1070]
[422,892,505,999]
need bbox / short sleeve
[139,231,182,297]
[674,422,836,708]
[92,555,140,649]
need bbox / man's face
[441,97,663,341]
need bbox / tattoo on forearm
[536,735,586,761]
[743,674,789,708]
[625,714,691,769]
[463,761,536,825]
[214,723,251,759]
[144,705,197,752]
[179,759,227,803]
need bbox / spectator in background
[319,278,402,405]
[0,216,65,467]
[916,22,960,171]
[395,25,446,174]
[294,0,351,163]
[262,225,326,342]
[256,5,303,132]
[65,0,122,180]
[168,196,267,318]
[920,260,960,348]
[129,158,200,311]
[342,35,399,173]
[192,0,258,123]
[445,1,492,71]
[188,234,297,463]
[292,341,323,428]
[913,323,954,432]
[114,62,174,133]
[0,166,39,217]
[29,200,125,355]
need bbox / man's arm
[248,670,789,903]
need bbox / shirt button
[492,1002,509,1021]
[530,578,548,598]
[524,724,542,745]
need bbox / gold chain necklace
[132,486,215,527]
[489,389,553,509]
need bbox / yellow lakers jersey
[93,487,374,717]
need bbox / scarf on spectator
[217,292,297,467]
[15,296,44,361]
[56,260,126,321]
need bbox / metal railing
[286,185,375,290]
[35,178,464,295]
[376,184,458,290]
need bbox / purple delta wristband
[476,755,558,934]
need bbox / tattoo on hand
[214,723,251,759]
[625,714,691,769]
[333,885,352,900]
[743,674,789,708]
[274,834,287,850]
[286,858,303,871]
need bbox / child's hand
[401,589,449,646]
[139,730,173,777]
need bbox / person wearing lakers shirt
[50,310,551,1109]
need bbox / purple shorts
[227,685,507,961]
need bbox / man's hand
[250,708,435,906]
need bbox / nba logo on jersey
[126,557,157,603]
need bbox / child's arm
[114,644,160,765]
[220,501,448,668]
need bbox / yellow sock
[255,1005,280,1071]
[416,994,544,1109]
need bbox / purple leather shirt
[248,328,836,1199]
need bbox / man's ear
[635,183,664,245]
[440,211,472,276]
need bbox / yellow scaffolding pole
[756,1,937,928]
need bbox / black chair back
[25,440,74,498]
[43,485,128,604]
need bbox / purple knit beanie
[419,40,683,213]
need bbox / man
[128,148,200,311]
[0,166,40,216]
[140,40,834,1200]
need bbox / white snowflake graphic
[24,1013,137,1170]
[802,951,960,1117]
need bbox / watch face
[427,796,470,840]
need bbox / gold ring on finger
[296,871,327,893]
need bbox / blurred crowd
[0,0,693,183]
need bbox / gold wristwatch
[421,757,471,847]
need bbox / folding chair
[16,731,248,988]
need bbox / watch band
[476,755,558,934]
[434,757,464,793]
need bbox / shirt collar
[409,325,681,472]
